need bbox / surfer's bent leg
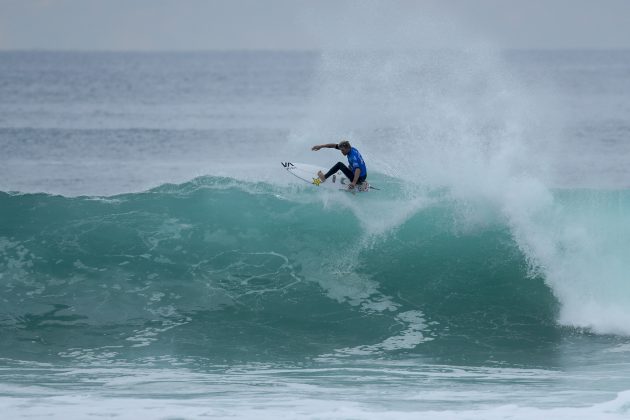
[325,162,354,180]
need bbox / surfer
[311,140,367,190]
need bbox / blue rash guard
[347,147,367,178]
[324,144,368,184]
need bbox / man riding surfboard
[311,140,367,191]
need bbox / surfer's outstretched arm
[312,143,338,151]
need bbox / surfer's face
[340,146,350,155]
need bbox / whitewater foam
[285,39,630,337]
[1,361,628,420]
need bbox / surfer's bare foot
[317,171,326,182]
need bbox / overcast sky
[1,0,630,51]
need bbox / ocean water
[1,50,630,419]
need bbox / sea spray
[287,16,630,335]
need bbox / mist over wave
[282,11,630,338]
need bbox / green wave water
[6,176,628,368]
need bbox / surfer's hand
[311,145,321,151]
[348,183,355,190]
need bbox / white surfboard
[281,162,373,192]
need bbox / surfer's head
[338,140,351,155]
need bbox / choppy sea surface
[1,50,630,419]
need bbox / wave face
[3,177,628,365]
